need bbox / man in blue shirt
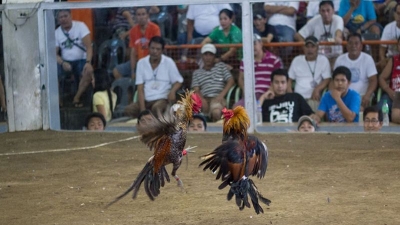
[339,0,381,36]
[315,66,361,123]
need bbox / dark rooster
[107,91,202,207]
[199,106,271,214]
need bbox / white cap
[201,44,217,54]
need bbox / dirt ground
[0,131,399,225]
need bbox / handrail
[164,40,398,49]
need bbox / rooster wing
[246,135,268,179]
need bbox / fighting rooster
[107,91,202,207]
[199,106,271,214]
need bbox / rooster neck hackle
[176,91,195,124]
[222,106,250,140]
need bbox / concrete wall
[3,10,42,131]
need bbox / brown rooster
[199,106,271,214]
[107,91,202,207]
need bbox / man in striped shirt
[191,44,235,122]
[234,34,282,108]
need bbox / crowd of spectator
[53,1,400,130]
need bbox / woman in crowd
[92,69,117,122]
[201,8,242,63]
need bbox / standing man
[191,44,235,122]
[124,36,183,118]
[334,33,378,109]
[113,7,161,80]
[295,1,343,66]
[55,9,94,107]
[315,66,361,123]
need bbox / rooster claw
[174,175,185,192]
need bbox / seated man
[234,34,282,108]
[191,44,235,122]
[124,36,183,118]
[258,68,315,123]
[84,112,106,131]
[264,1,299,56]
[113,7,161,80]
[288,36,331,112]
[363,105,383,132]
[378,37,400,118]
[378,3,400,70]
[334,33,377,109]
[315,66,361,123]
[188,114,207,132]
[295,1,343,66]
[55,9,94,107]
[339,0,381,37]
[253,11,277,43]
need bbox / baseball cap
[201,44,216,54]
[253,11,266,20]
[297,115,316,130]
[304,36,319,46]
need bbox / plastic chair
[376,88,382,103]
[97,38,126,75]
[225,85,238,109]
[111,78,135,118]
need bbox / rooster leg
[171,162,185,191]
[174,175,184,188]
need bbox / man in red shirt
[113,7,161,80]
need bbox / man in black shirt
[259,68,316,123]
[253,11,278,43]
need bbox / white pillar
[3,9,42,131]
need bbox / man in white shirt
[124,36,183,118]
[264,2,299,55]
[55,9,93,107]
[306,0,341,18]
[378,3,400,70]
[295,1,343,67]
[334,33,378,109]
[288,36,331,112]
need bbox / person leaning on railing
[201,8,242,64]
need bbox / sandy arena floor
[0,131,399,225]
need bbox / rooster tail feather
[248,179,271,214]
[218,178,230,190]
[226,178,271,214]
[160,166,170,187]
[106,162,153,208]
[143,172,155,201]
